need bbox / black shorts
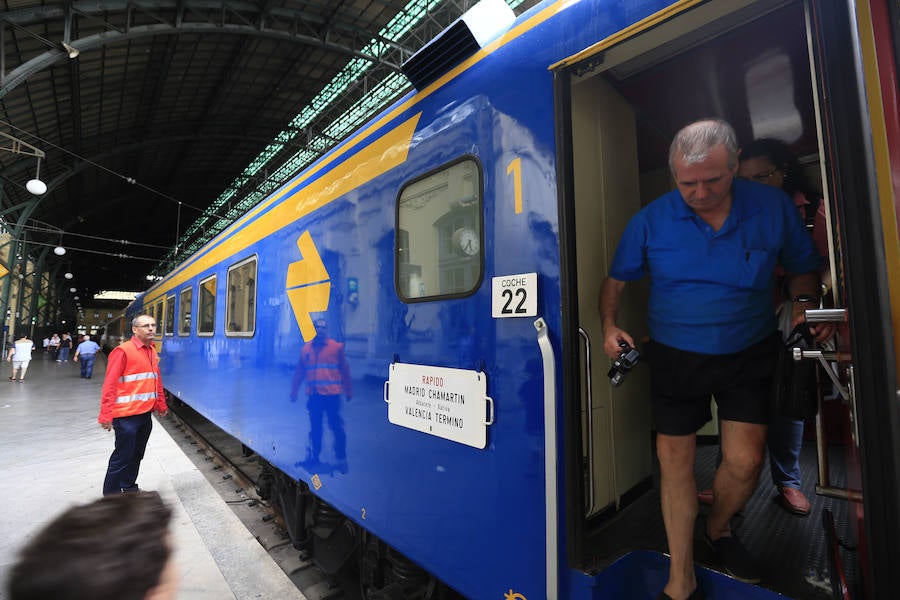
[645,333,780,435]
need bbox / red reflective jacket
[99,338,166,422]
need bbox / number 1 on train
[507,157,523,214]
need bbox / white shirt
[11,340,34,361]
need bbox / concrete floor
[0,351,306,599]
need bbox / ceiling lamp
[64,272,73,279]
[26,178,47,195]
[0,132,47,195]
[61,42,79,59]
[25,156,47,195]
[69,287,77,292]
[54,232,66,255]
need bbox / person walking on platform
[47,333,60,361]
[6,491,178,600]
[74,334,101,379]
[7,334,34,382]
[99,315,168,495]
[58,332,73,362]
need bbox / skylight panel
[157,0,529,274]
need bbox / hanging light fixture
[25,156,47,195]
[0,132,47,194]
[64,272,73,279]
[69,287,77,292]
[53,232,66,255]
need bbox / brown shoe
[697,489,714,506]
[778,487,811,515]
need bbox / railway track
[161,398,359,600]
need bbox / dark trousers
[103,412,152,495]
[308,394,346,461]
[80,355,96,378]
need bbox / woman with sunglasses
[738,138,828,257]
[741,139,830,516]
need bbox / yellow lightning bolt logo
[0,262,8,279]
[286,231,330,342]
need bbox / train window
[226,256,257,337]
[179,287,192,336]
[198,275,217,336]
[396,157,483,301]
[154,301,164,337]
[164,296,175,336]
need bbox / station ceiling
[0,0,538,312]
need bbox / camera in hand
[608,341,640,387]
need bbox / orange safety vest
[111,340,161,419]
[301,339,346,396]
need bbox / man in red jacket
[99,314,168,495]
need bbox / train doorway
[555,0,878,596]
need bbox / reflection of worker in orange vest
[99,314,168,495]
[291,318,352,471]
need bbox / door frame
[809,0,900,595]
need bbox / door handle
[804,308,847,322]
[792,348,850,401]
[578,328,595,516]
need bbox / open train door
[566,74,654,523]
[807,0,900,596]
[554,59,656,563]
[554,1,900,593]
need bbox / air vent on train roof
[401,0,516,91]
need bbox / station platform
[0,351,306,600]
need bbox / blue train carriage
[132,0,900,598]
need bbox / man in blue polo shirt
[599,119,829,600]
[73,334,101,379]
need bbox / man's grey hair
[668,118,739,174]
[131,314,153,327]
